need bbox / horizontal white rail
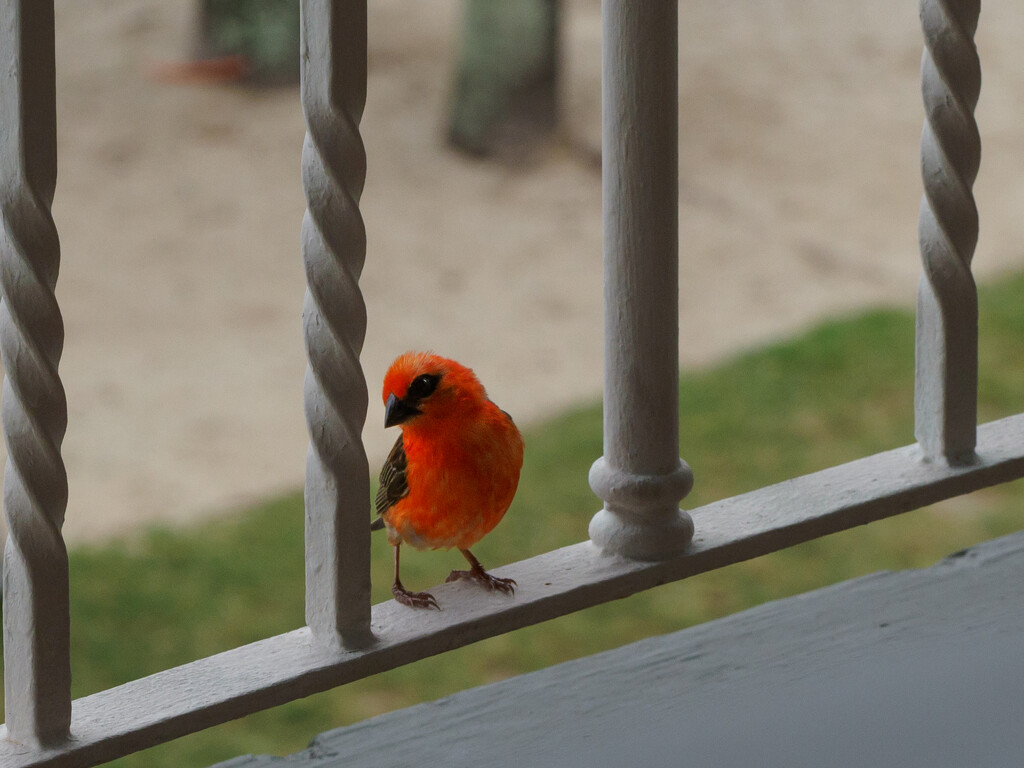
[4,412,1023,768]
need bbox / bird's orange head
[382,351,488,429]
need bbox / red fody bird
[372,352,524,609]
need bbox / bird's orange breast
[385,406,524,551]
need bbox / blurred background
[0,0,1019,542]
[2,0,1024,765]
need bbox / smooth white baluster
[915,0,981,465]
[589,0,694,560]
[300,0,372,648]
[0,0,71,746]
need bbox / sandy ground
[2,0,1023,544]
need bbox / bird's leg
[445,548,516,595]
[391,543,439,610]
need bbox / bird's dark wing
[490,399,516,426]
[374,433,409,528]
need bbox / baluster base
[589,457,695,560]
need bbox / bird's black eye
[406,373,441,402]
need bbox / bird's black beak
[384,392,420,428]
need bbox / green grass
[5,272,1024,767]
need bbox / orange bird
[372,352,524,609]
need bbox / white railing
[2,1,1022,767]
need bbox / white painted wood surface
[0,2,1017,765]
[914,0,981,463]
[0,0,72,748]
[588,0,694,561]
[300,0,372,649]
[4,413,1023,768]
[218,529,1024,768]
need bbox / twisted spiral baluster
[0,0,71,745]
[915,0,981,464]
[300,1,372,648]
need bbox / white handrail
[3,413,1024,768]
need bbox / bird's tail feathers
[370,516,385,532]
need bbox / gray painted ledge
[3,413,1024,767]
[217,528,1024,768]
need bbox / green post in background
[194,0,300,85]
[448,0,560,157]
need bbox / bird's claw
[392,584,440,610]
[446,567,517,596]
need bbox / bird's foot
[445,566,516,596]
[392,583,439,610]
